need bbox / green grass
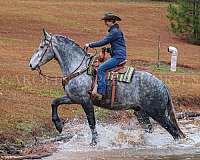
[72,107,84,116]
[16,121,38,134]
[95,108,111,120]
[151,63,194,74]
[70,107,112,120]
[15,138,25,146]
[0,78,63,98]
[40,89,63,98]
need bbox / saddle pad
[107,66,135,83]
[87,55,135,83]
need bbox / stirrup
[91,85,103,100]
[92,92,103,101]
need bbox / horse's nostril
[29,63,32,68]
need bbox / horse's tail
[165,85,186,139]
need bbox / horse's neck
[55,44,88,76]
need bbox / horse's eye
[40,46,44,49]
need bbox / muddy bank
[0,109,200,159]
[0,134,74,160]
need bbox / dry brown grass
[0,0,199,146]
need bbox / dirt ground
[0,0,199,155]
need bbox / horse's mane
[55,35,87,54]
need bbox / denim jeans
[97,57,125,95]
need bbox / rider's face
[104,20,114,28]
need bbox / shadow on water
[43,117,200,160]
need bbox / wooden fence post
[157,35,161,68]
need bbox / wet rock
[6,145,20,155]
[177,112,200,120]
[0,144,21,155]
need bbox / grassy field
[0,0,199,153]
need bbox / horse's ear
[42,28,51,40]
[43,28,46,38]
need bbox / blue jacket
[89,24,126,60]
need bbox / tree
[167,0,200,45]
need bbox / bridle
[36,35,94,87]
[36,36,63,80]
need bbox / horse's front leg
[81,99,98,146]
[51,95,73,133]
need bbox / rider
[85,13,126,99]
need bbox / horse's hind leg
[150,114,182,140]
[134,110,153,133]
[51,95,73,133]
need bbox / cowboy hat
[101,13,121,21]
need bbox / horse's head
[29,29,55,70]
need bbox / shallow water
[43,118,200,160]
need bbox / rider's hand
[85,43,90,48]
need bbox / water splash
[59,119,143,152]
[43,118,200,160]
[57,118,200,152]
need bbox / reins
[36,37,97,87]
[37,67,63,80]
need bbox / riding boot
[92,85,103,100]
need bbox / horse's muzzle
[29,63,37,71]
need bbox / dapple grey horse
[29,30,185,146]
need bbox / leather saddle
[89,49,128,107]
[107,60,127,74]
[92,57,128,74]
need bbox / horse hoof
[90,136,98,146]
[90,130,98,146]
[90,140,97,147]
[53,119,64,133]
[57,126,63,133]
